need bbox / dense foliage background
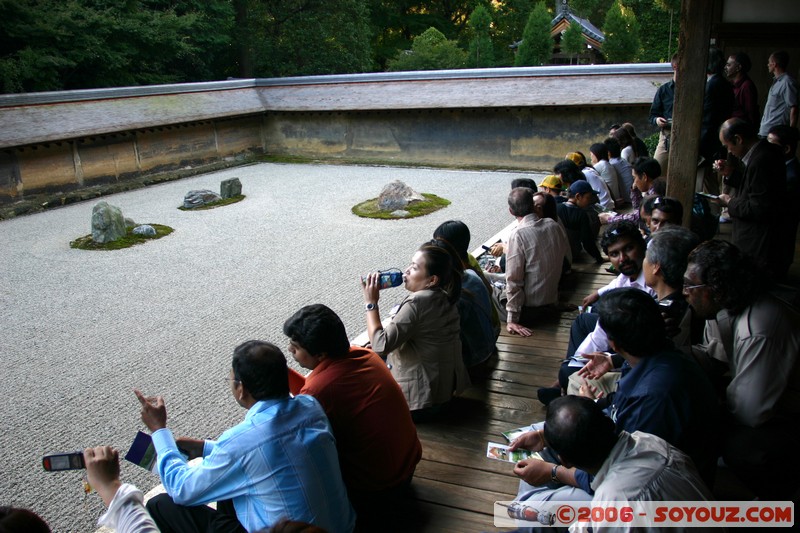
[0,0,679,93]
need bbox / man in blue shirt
[136,340,355,533]
[600,288,720,486]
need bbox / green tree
[387,27,466,71]
[248,0,373,78]
[368,0,480,71]
[602,0,640,63]
[561,20,584,64]
[0,0,236,93]
[493,0,534,66]
[635,0,679,62]
[569,0,614,22]
[467,4,495,68]
[515,2,553,67]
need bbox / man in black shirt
[650,54,677,176]
[556,181,603,264]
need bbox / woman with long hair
[362,241,469,420]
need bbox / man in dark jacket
[716,118,788,278]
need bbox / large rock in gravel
[183,189,221,209]
[220,178,242,199]
[378,180,424,211]
[91,201,127,243]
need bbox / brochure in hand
[502,426,534,443]
[486,442,543,463]
[125,431,158,472]
[125,430,190,473]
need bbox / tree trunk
[667,0,713,228]
[234,0,253,78]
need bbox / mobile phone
[481,245,491,251]
[658,299,684,321]
[696,192,719,200]
[42,451,85,471]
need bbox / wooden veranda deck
[398,222,800,533]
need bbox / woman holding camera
[362,241,469,421]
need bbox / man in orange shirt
[283,304,422,524]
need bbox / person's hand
[507,321,532,337]
[508,429,545,452]
[713,159,734,178]
[84,446,122,507]
[716,193,730,207]
[134,389,167,432]
[581,291,599,308]
[577,378,605,400]
[175,437,205,460]
[513,459,554,486]
[361,272,381,305]
[656,117,668,128]
[598,212,612,225]
[577,352,613,380]
[489,242,505,257]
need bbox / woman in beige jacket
[362,241,469,420]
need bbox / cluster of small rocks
[90,202,156,243]
[89,178,245,244]
[182,177,242,209]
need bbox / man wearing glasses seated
[685,240,800,500]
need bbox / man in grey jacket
[685,240,800,500]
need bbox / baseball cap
[565,152,587,167]
[539,175,563,190]
[568,180,599,197]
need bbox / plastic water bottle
[361,269,403,289]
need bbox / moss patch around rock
[352,193,450,219]
[70,224,174,250]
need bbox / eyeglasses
[682,282,707,291]
[224,377,241,385]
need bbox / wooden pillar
[666,0,713,228]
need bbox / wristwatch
[365,302,376,312]
[551,464,560,483]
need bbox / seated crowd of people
[13,47,799,528]
[492,107,800,528]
